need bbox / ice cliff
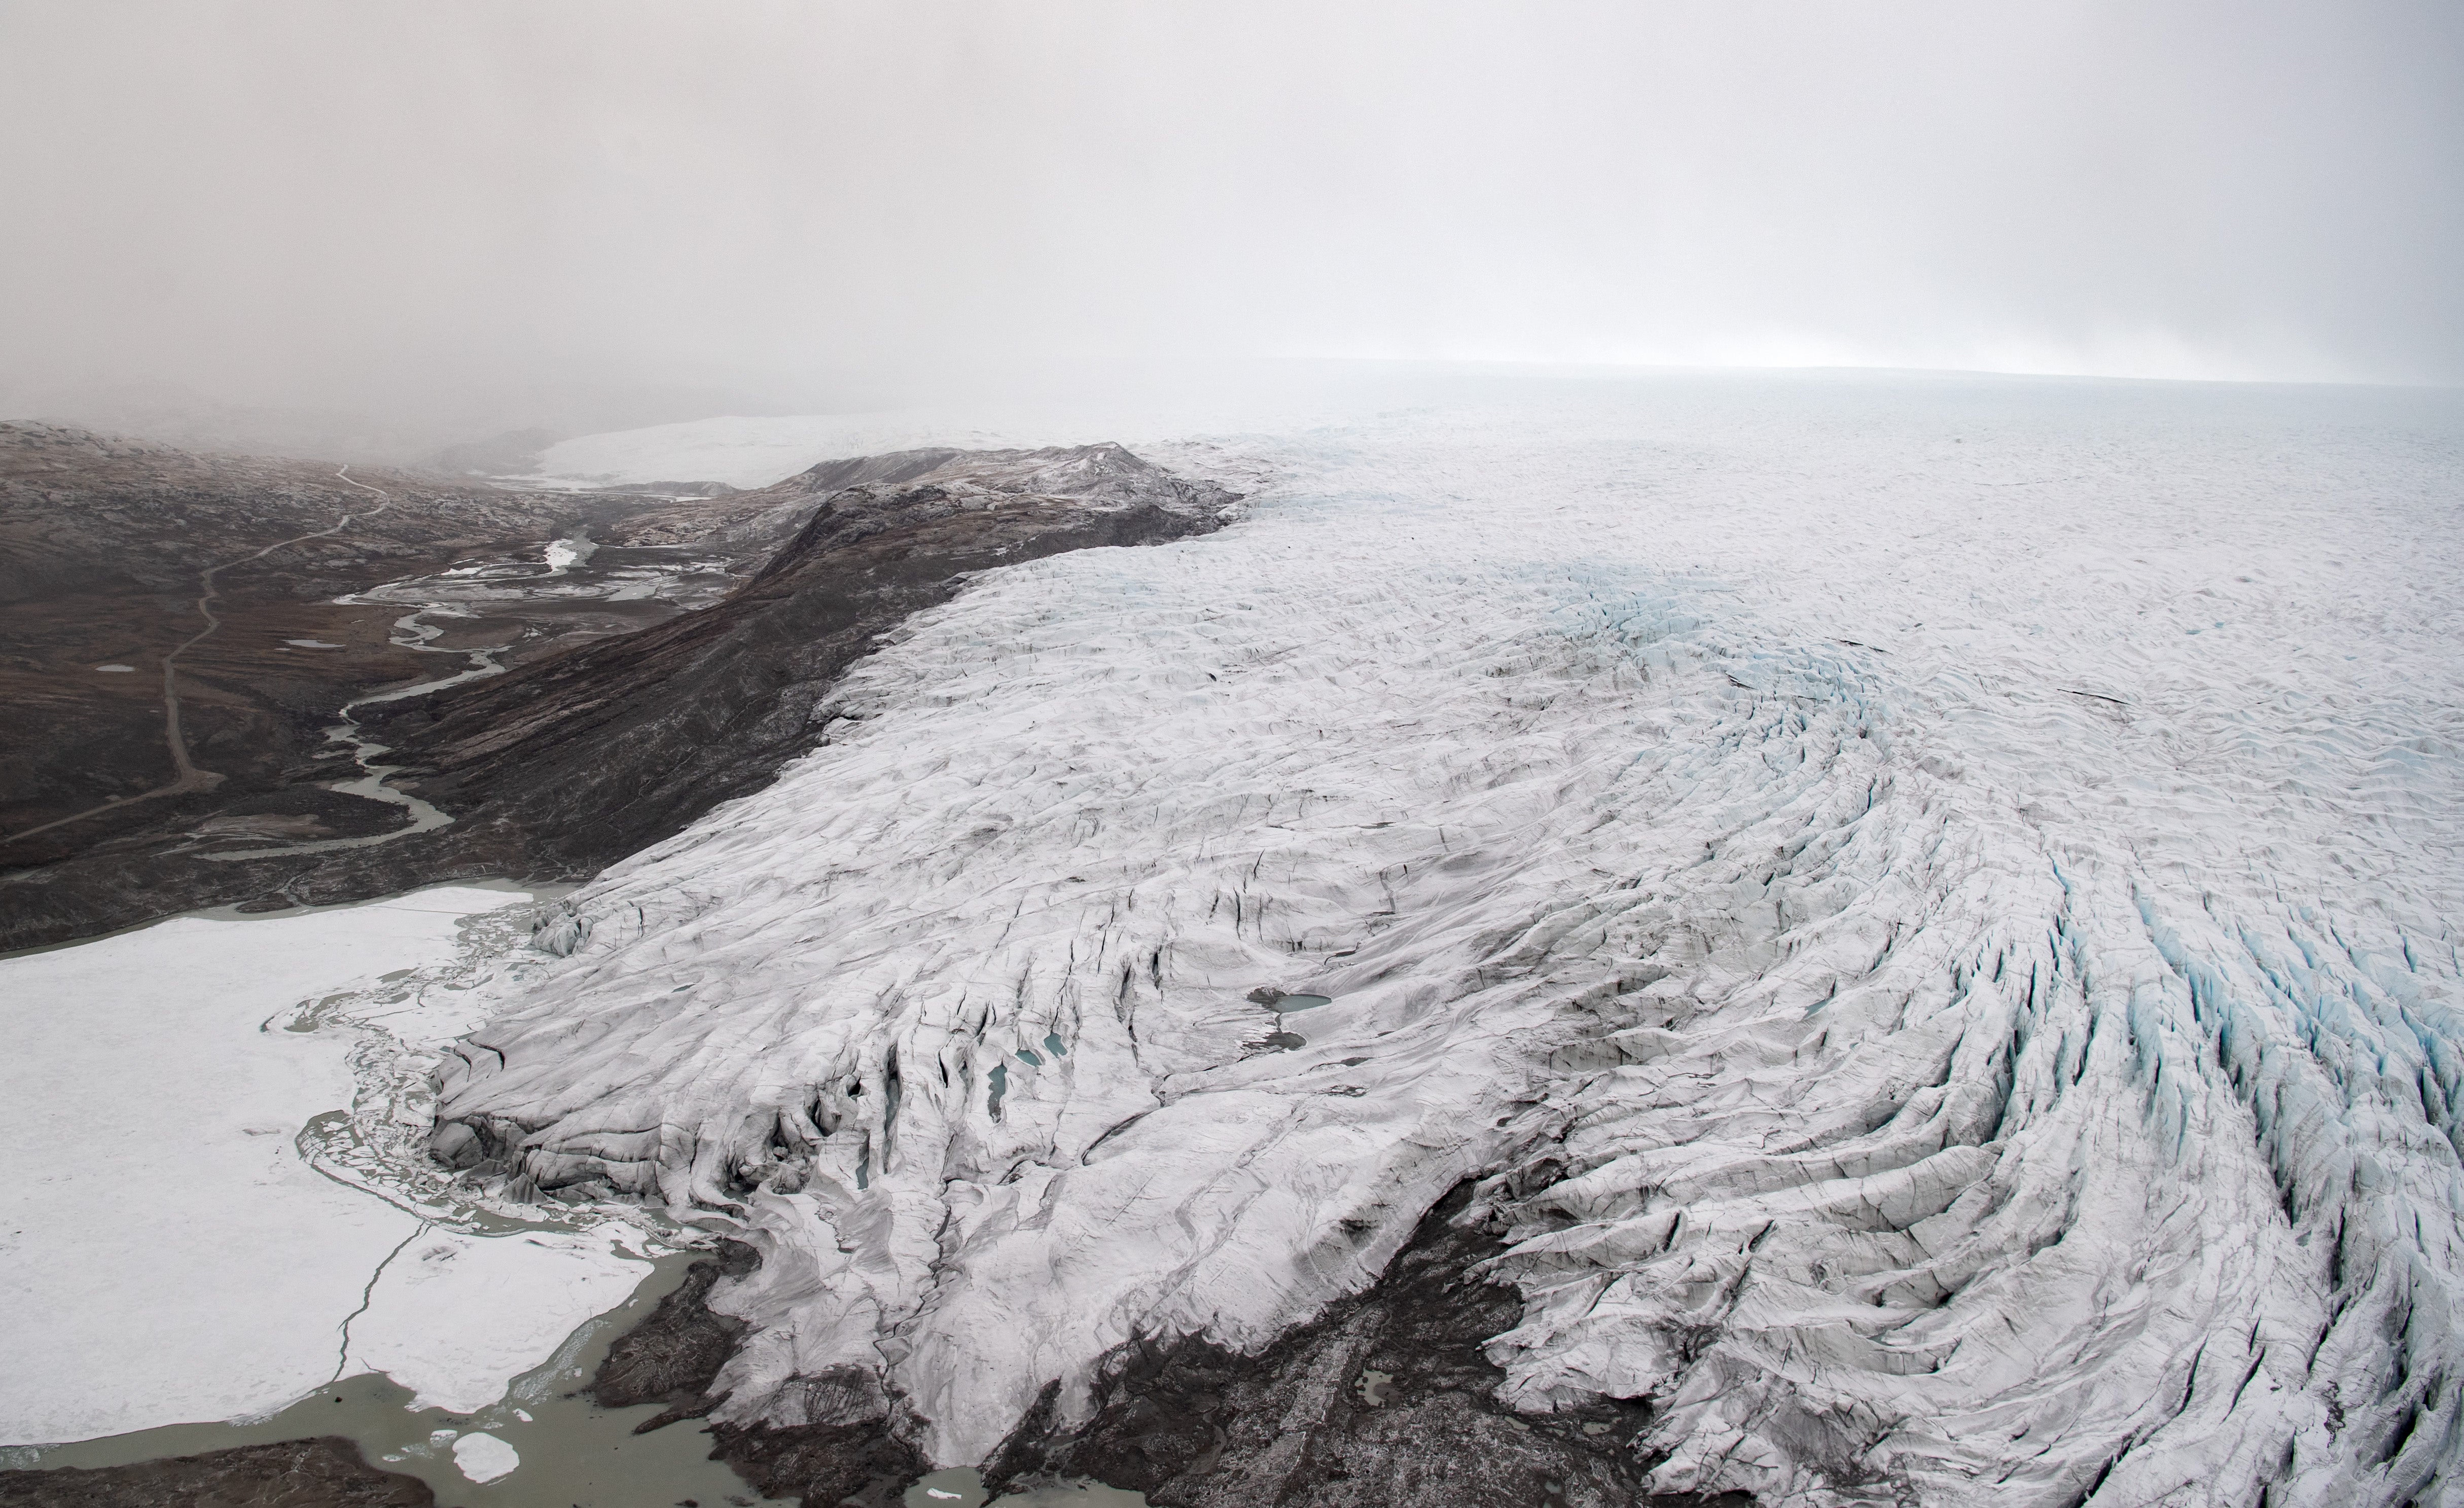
[425,380,2464,1505]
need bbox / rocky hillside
[0,440,1238,949]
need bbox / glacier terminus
[380,374,2464,1506]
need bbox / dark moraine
[601,1185,1749,1508]
[1,442,1237,950]
[982,1182,1752,1508]
[0,1437,433,1508]
[586,1243,925,1507]
[585,1240,755,1430]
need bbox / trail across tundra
[421,375,2464,1506]
[3,467,396,845]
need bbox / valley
[0,425,1235,951]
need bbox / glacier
[422,373,2464,1505]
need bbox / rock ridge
[1,442,1236,949]
[0,1435,434,1507]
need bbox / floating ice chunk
[451,1431,518,1484]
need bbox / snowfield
[432,373,2463,1505]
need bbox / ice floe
[449,1429,518,1483]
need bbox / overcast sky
[3,0,2458,435]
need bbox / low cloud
[2,0,2456,444]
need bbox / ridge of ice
[430,378,2464,1505]
[528,414,1073,491]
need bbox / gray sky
[3,0,2458,438]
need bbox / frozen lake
[0,884,731,1498]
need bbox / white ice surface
[0,886,648,1444]
[529,413,1065,491]
[450,1429,519,1483]
[437,374,2463,1505]
[343,1227,649,1415]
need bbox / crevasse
[426,381,2464,1505]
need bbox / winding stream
[198,532,603,862]
[2,465,398,847]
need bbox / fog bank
[3,0,2458,449]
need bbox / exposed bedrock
[982,1182,1751,1508]
[588,1240,756,1430]
[0,1437,434,1508]
[356,443,1238,878]
[0,443,1236,949]
[587,1246,928,1505]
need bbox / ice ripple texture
[431,380,2464,1505]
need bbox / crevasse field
[58,372,2464,1506]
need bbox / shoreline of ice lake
[0,881,654,1448]
[0,866,1152,1506]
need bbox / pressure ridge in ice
[427,378,2464,1505]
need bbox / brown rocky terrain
[580,1187,1752,1508]
[0,1437,434,1508]
[0,422,590,834]
[1,433,1237,949]
[0,421,760,880]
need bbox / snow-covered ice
[341,1228,648,1415]
[0,885,651,1445]
[428,373,2460,1504]
[449,1429,519,1483]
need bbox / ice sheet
[420,374,2464,1503]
